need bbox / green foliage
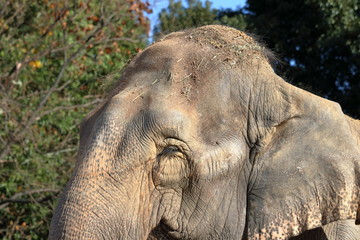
[0,0,150,238]
[154,0,216,37]
[154,0,247,39]
[246,0,360,117]
[317,0,360,54]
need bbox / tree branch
[38,99,102,119]
[0,188,59,210]
[0,13,115,160]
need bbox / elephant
[49,25,360,239]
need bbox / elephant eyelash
[161,145,183,156]
[165,145,180,151]
[158,137,191,160]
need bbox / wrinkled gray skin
[49,25,360,239]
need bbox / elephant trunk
[49,100,160,239]
[49,173,156,240]
[49,197,106,239]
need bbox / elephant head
[49,25,360,239]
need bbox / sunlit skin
[49,25,360,240]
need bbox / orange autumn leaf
[104,47,112,54]
[29,60,43,69]
[87,16,100,22]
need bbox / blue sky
[147,0,246,39]
[207,0,246,10]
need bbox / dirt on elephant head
[157,25,279,68]
[105,25,281,98]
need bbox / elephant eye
[163,145,181,154]
[159,145,185,159]
[159,138,191,158]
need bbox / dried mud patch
[159,25,273,68]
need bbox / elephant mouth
[148,221,182,240]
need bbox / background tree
[154,0,247,39]
[246,0,360,117]
[0,0,151,238]
[216,7,247,31]
[154,0,216,38]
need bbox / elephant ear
[245,87,360,239]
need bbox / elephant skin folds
[49,25,360,240]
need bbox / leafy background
[0,0,359,238]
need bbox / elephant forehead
[129,39,197,73]
[121,39,230,91]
